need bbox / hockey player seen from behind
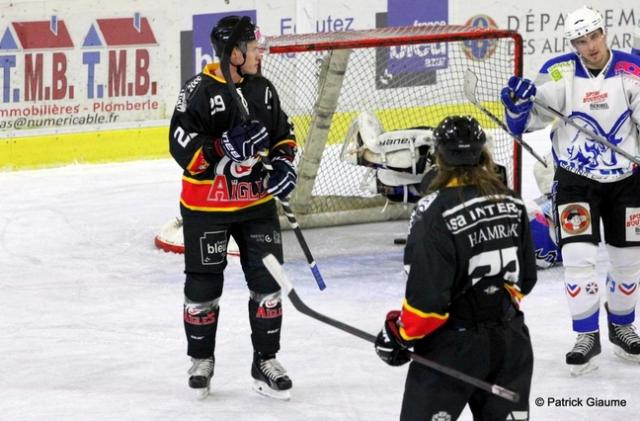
[501,5,640,375]
[169,15,297,399]
[374,116,537,421]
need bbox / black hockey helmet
[210,15,257,57]
[433,115,486,166]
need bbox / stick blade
[262,254,293,294]
[463,68,479,104]
[491,385,520,403]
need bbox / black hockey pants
[400,311,533,421]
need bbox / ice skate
[609,322,640,363]
[188,356,215,399]
[251,353,292,400]
[566,332,601,376]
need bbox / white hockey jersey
[526,50,640,182]
[633,20,640,56]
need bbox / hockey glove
[500,76,536,135]
[220,120,270,162]
[374,310,411,367]
[265,156,297,200]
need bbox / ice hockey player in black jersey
[374,116,537,421]
[169,15,296,400]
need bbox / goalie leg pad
[340,111,384,165]
[155,217,185,253]
[359,129,434,174]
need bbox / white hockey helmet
[564,6,605,41]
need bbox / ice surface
[1,130,638,420]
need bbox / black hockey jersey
[399,183,537,341]
[169,63,296,212]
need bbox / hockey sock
[249,290,282,355]
[606,247,640,325]
[564,266,600,332]
[184,298,220,359]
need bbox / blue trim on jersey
[573,309,600,333]
[539,50,640,79]
[539,53,577,74]
[608,309,635,326]
[538,53,590,78]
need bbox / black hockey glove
[220,120,270,162]
[374,310,410,367]
[265,156,297,199]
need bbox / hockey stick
[463,69,548,168]
[530,98,640,166]
[262,254,519,403]
[220,16,252,122]
[220,16,273,171]
[279,199,327,290]
[220,19,325,290]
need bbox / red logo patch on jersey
[582,90,608,103]
[560,204,590,235]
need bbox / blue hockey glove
[374,310,410,367]
[265,156,297,199]
[220,120,270,162]
[500,76,536,135]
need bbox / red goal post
[261,25,523,228]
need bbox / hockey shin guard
[563,243,600,332]
[605,246,640,325]
[184,298,220,359]
[564,267,600,333]
[249,290,282,355]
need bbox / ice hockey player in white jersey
[501,6,640,374]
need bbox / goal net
[261,25,523,228]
